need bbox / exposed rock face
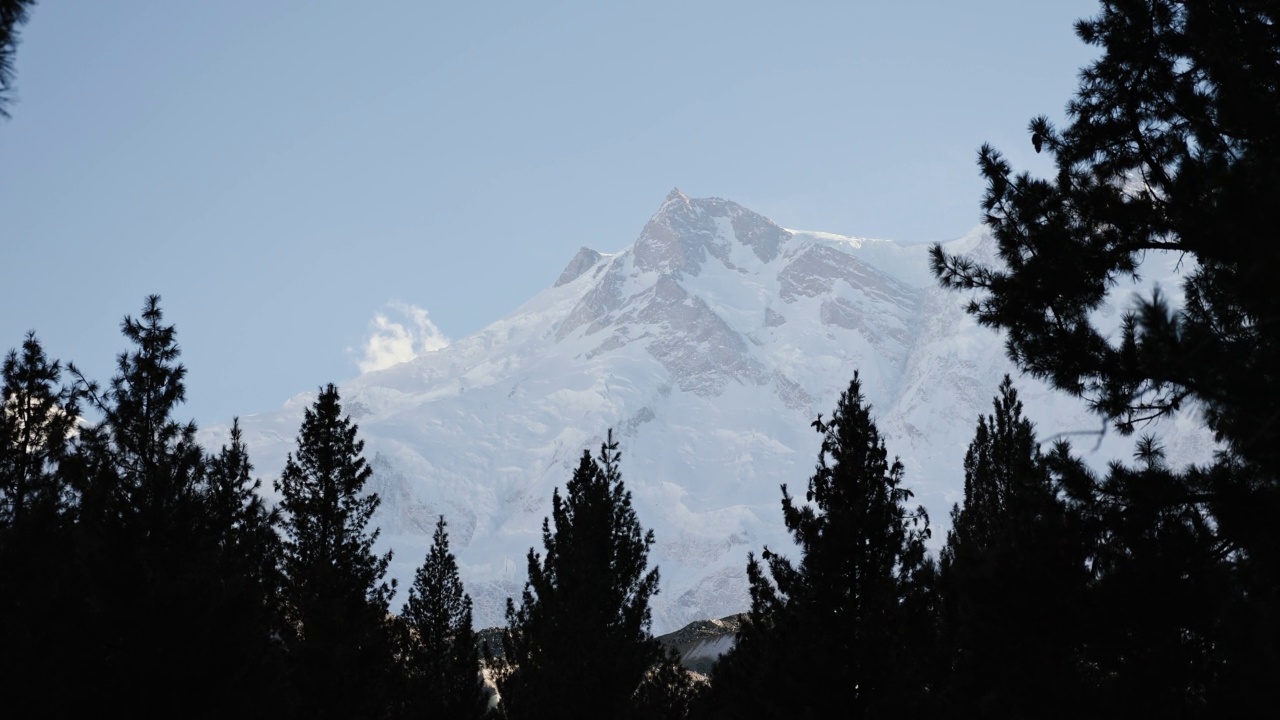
[632,189,708,277]
[217,193,1216,634]
[556,264,626,340]
[764,306,786,328]
[554,189,909,405]
[657,615,744,675]
[555,247,605,287]
[476,613,740,680]
[636,277,769,396]
[632,188,792,276]
[777,245,921,361]
[730,206,788,264]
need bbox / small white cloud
[357,300,450,373]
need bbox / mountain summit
[219,192,1214,633]
[632,188,788,276]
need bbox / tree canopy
[400,516,488,720]
[0,0,35,117]
[498,430,663,720]
[276,383,397,719]
[707,372,935,719]
[939,377,1087,718]
[930,0,1280,480]
[931,1,1280,713]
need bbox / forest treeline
[4,0,1278,717]
[1,296,1274,719]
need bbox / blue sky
[0,0,1099,424]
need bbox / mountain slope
[213,189,1216,632]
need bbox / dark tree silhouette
[0,331,83,716]
[205,419,281,603]
[1047,441,1238,717]
[399,516,488,720]
[938,377,1087,718]
[67,296,222,715]
[0,0,35,118]
[76,295,206,536]
[708,372,935,719]
[929,2,1280,711]
[201,419,288,713]
[276,382,397,719]
[0,331,78,526]
[497,430,664,720]
[0,296,285,717]
[929,0,1280,480]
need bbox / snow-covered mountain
[211,189,1216,633]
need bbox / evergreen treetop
[0,331,79,526]
[709,372,934,719]
[71,295,204,531]
[205,418,279,558]
[277,382,393,615]
[929,0,1280,479]
[943,376,1058,561]
[400,516,488,720]
[0,0,35,118]
[499,430,662,720]
[275,382,396,719]
[929,4,1280,707]
[939,376,1087,718]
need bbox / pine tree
[66,296,222,715]
[3,299,283,716]
[930,0,1280,481]
[0,331,83,715]
[205,419,281,598]
[497,430,663,720]
[928,1,1280,707]
[1048,442,1232,717]
[201,419,288,714]
[708,372,935,719]
[399,516,488,720]
[276,382,397,719]
[938,377,1087,718]
[73,295,206,534]
[0,0,35,118]
[0,331,79,527]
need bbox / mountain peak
[633,191,791,275]
[223,191,1213,635]
[633,192,707,277]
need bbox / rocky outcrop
[555,247,605,287]
[657,614,744,674]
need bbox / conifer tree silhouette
[0,331,78,526]
[930,2,1280,710]
[0,0,35,118]
[939,377,1086,718]
[400,516,488,720]
[498,430,663,720]
[709,372,935,719]
[0,331,83,715]
[276,382,397,719]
